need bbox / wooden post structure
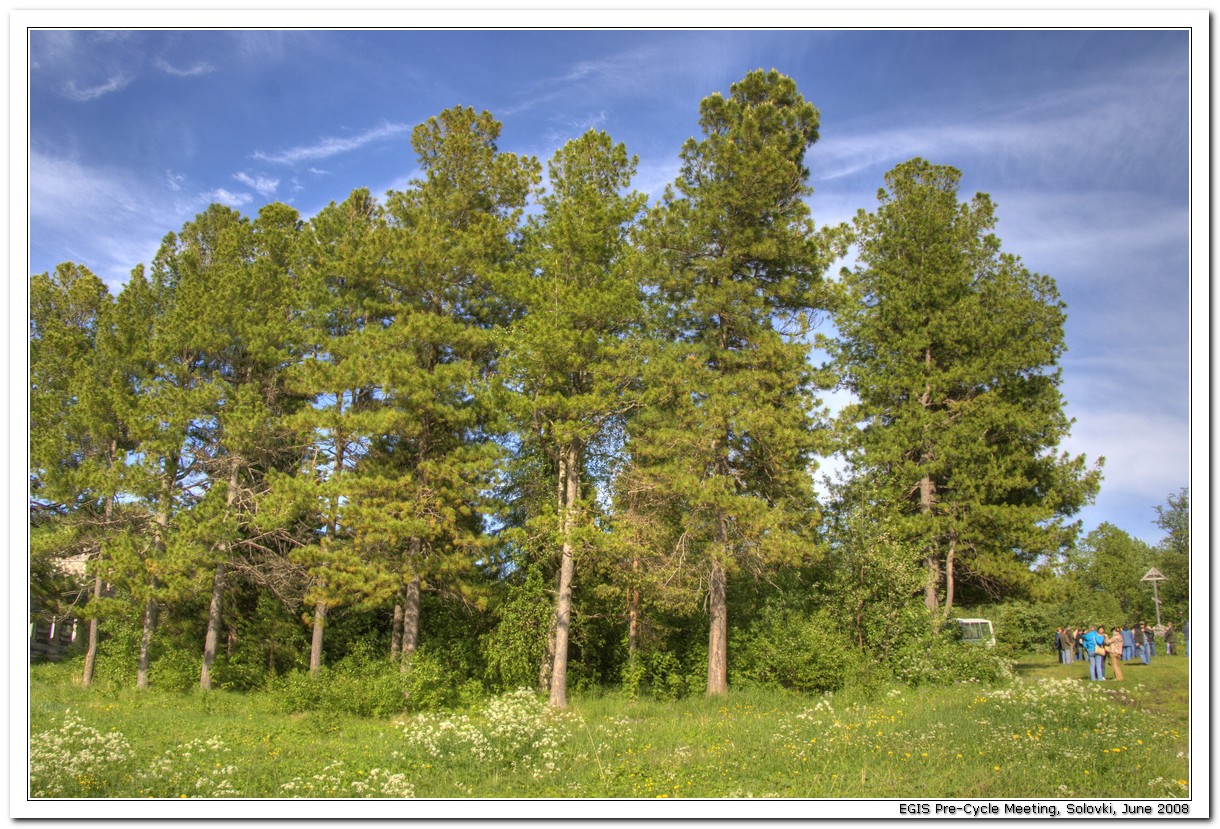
[1141,567,1167,628]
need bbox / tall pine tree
[830,158,1102,623]
[634,70,830,695]
[500,129,646,707]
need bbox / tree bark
[942,533,957,621]
[201,467,239,690]
[136,598,157,688]
[310,401,344,676]
[200,563,226,690]
[390,600,404,659]
[549,442,580,708]
[401,575,421,665]
[81,575,103,688]
[81,492,113,688]
[309,600,327,674]
[920,474,939,613]
[139,456,177,689]
[706,556,728,695]
[538,621,555,694]
[627,554,640,662]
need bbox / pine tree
[185,202,308,689]
[634,70,830,694]
[29,262,126,686]
[830,158,1103,624]
[286,188,391,674]
[500,129,646,707]
[349,107,540,668]
[102,259,206,688]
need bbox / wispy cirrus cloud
[30,151,260,285]
[500,34,739,119]
[203,188,253,208]
[811,46,1186,190]
[233,172,279,197]
[253,122,411,165]
[154,57,215,78]
[30,150,172,286]
[61,73,132,102]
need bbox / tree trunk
[139,458,177,689]
[538,622,555,695]
[706,557,728,695]
[83,456,116,688]
[390,600,404,659]
[201,468,239,690]
[919,474,939,612]
[549,442,580,709]
[136,597,157,688]
[309,601,327,674]
[627,554,640,661]
[81,574,103,688]
[200,563,226,689]
[941,533,957,622]
[401,575,421,666]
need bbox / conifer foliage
[829,159,1102,621]
[28,72,1112,703]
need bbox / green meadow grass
[26,652,1190,799]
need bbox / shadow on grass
[1010,655,1091,682]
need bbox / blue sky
[24,27,1197,545]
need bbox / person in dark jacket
[1134,622,1149,665]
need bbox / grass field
[25,651,1191,800]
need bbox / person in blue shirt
[1120,625,1135,661]
[1081,626,1107,681]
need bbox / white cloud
[203,188,253,208]
[165,170,186,192]
[61,73,132,102]
[982,189,1187,281]
[29,151,177,285]
[154,57,215,78]
[233,171,279,197]
[30,151,141,222]
[253,122,411,165]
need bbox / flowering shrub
[136,737,239,797]
[400,689,572,778]
[29,711,133,797]
[280,760,415,798]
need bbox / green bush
[644,649,690,700]
[734,604,864,694]
[481,566,551,693]
[147,643,201,692]
[887,626,1011,687]
[269,660,403,719]
[966,601,1059,656]
[266,646,482,718]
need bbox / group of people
[1054,621,1188,681]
